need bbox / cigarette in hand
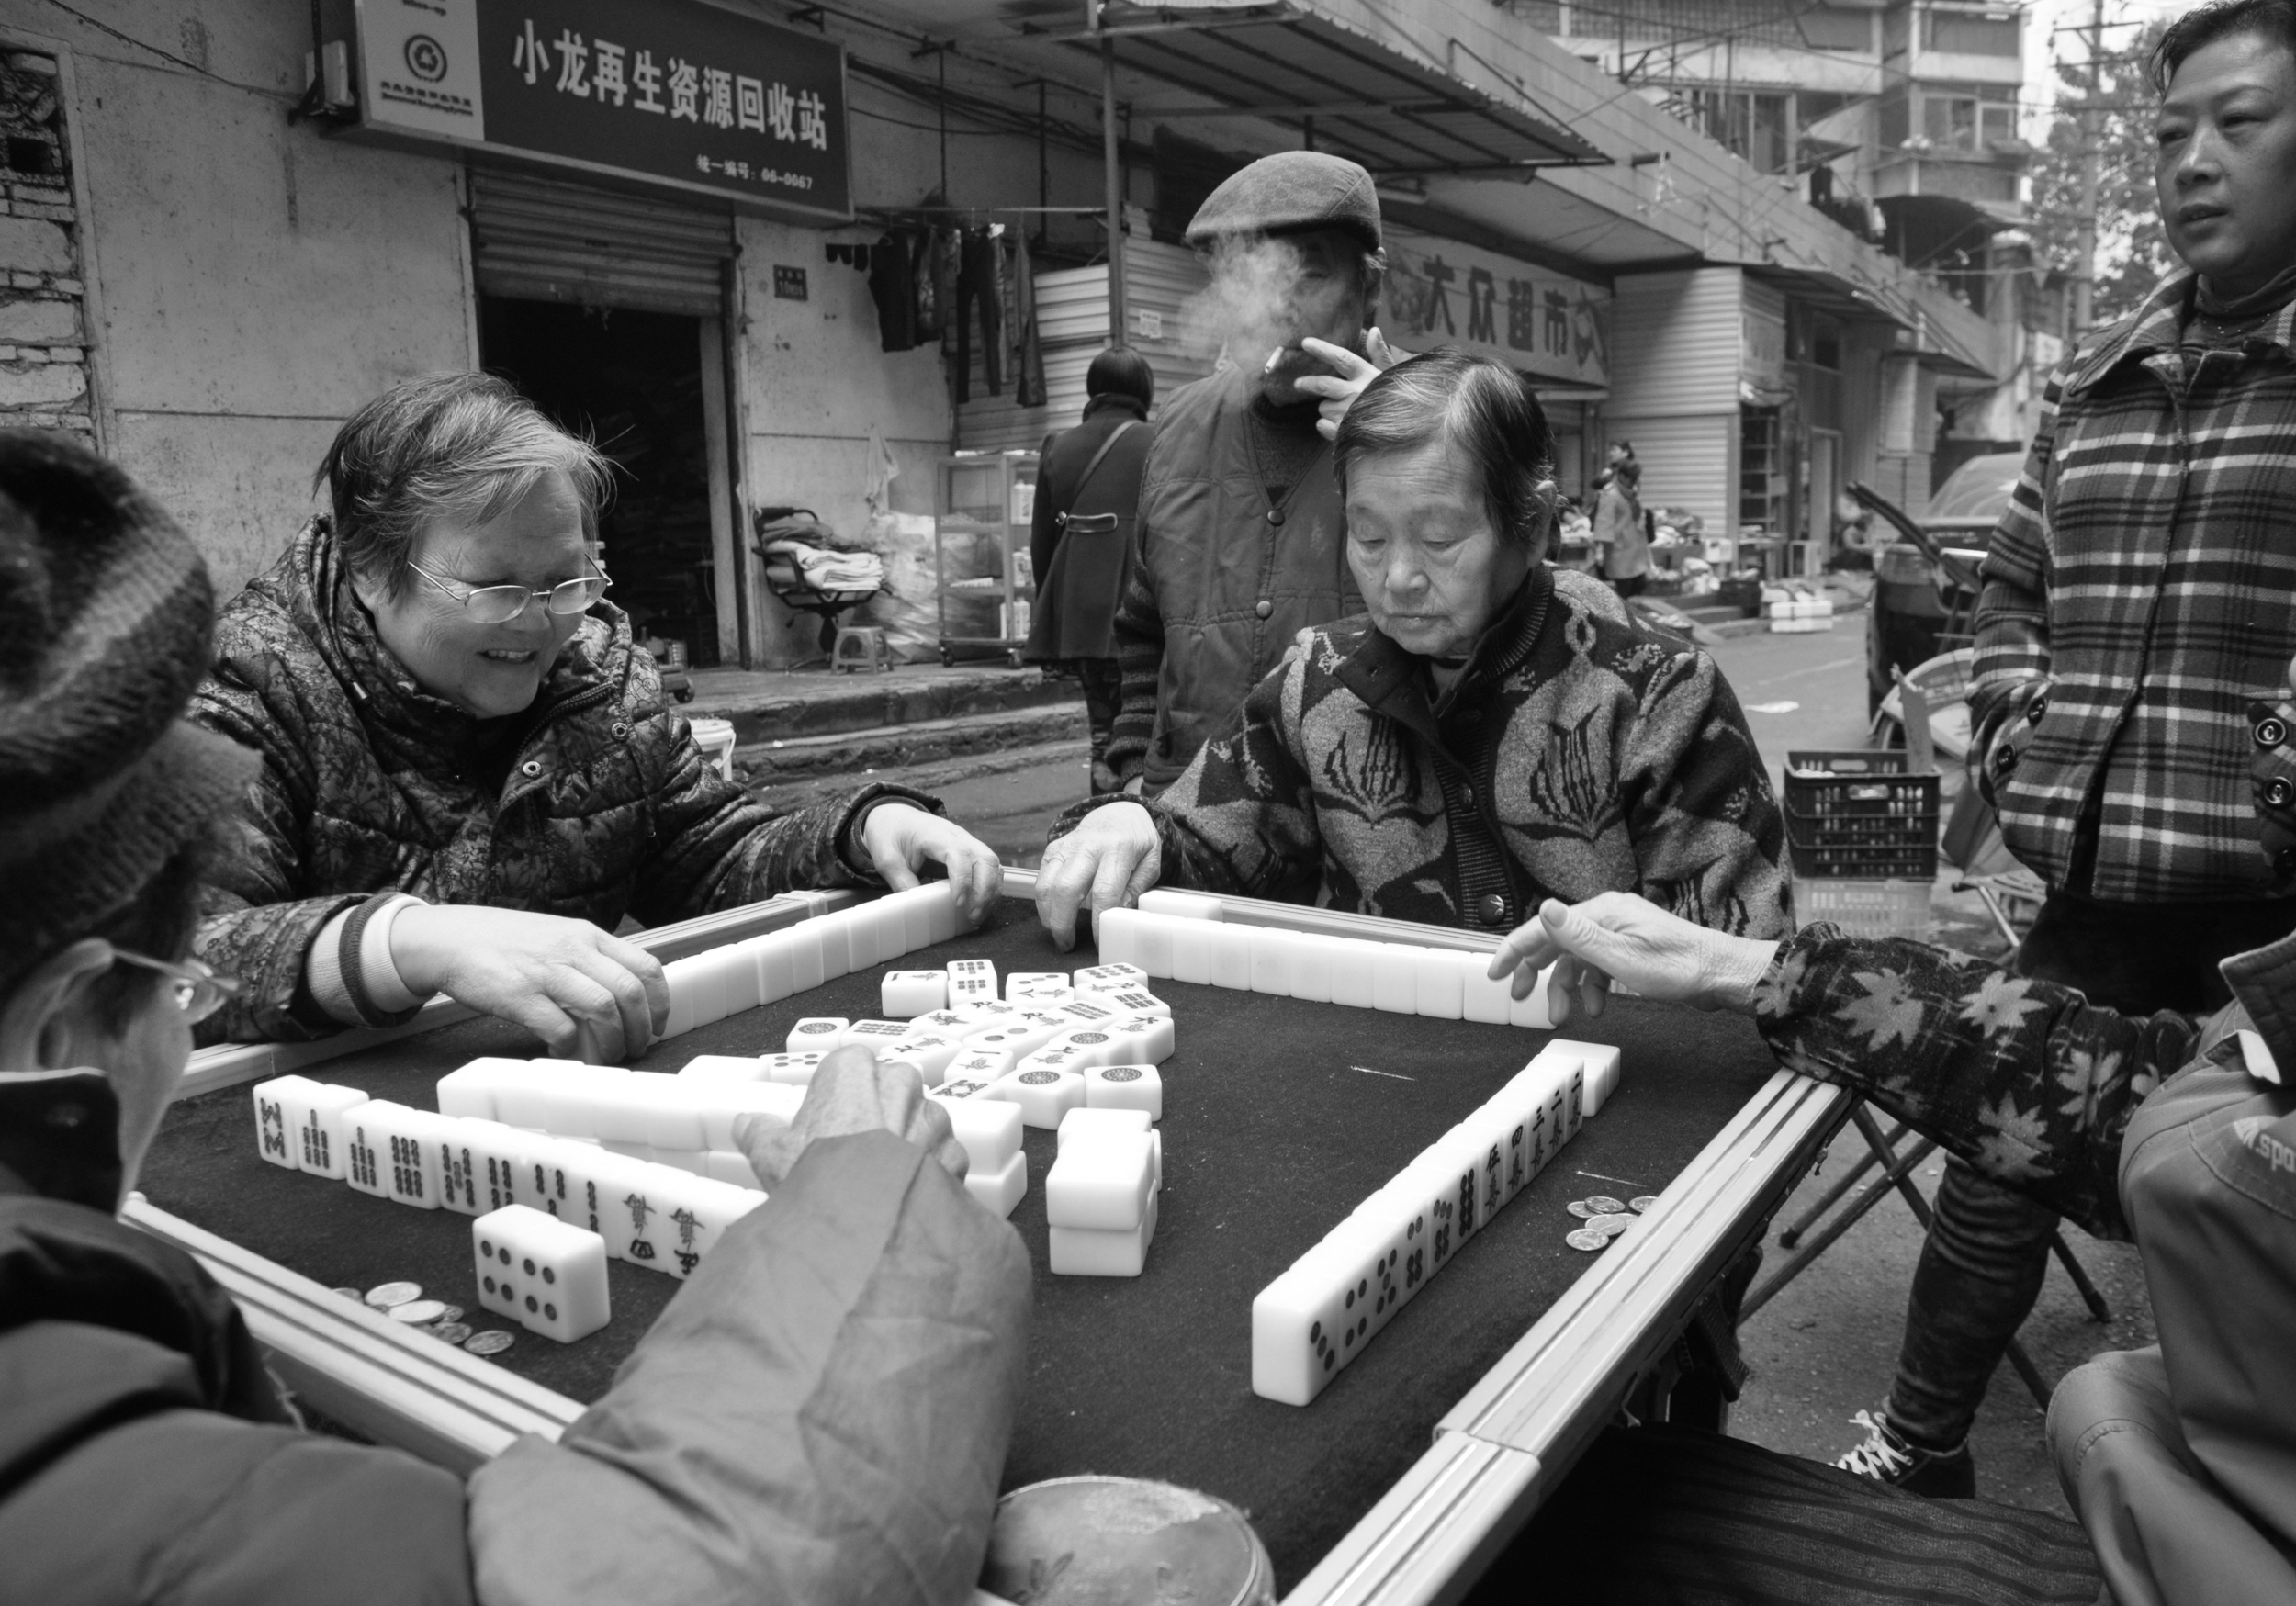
[1264,346,1284,373]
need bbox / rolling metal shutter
[467,169,735,318]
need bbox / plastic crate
[1799,878,1933,938]
[1784,749,1941,879]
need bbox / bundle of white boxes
[1764,587,1837,635]
[1252,1039,1622,1406]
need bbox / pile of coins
[340,1281,516,1357]
[1563,1194,1660,1252]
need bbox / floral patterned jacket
[1061,566,1793,938]
[1752,923,2208,1239]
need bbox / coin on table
[388,1298,448,1325]
[430,1322,474,1347]
[1585,1196,1627,1215]
[364,1281,422,1310]
[1566,1200,1599,1219]
[1565,1228,1610,1252]
[464,1330,517,1357]
[432,1305,465,1325]
[1591,1213,1635,1238]
[332,1287,364,1303]
[1629,1196,1660,1214]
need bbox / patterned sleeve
[1618,646,1795,939]
[1750,925,2202,1240]
[1048,653,1324,902]
[1969,354,2070,742]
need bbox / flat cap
[1185,152,1380,253]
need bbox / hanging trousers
[954,230,1005,402]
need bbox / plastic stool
[832,625,889,673]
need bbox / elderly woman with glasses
[191,374,1000,1057]
[1035,351,1791,948]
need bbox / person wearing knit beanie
[0,430,258,1198]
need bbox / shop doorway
[478,297,727,668]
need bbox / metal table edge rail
[1440,1071,1848,1454]
[122,1194,585,1475]
[1281,1433,1544,1606]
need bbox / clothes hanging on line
[1010,230,1046,409]
[953,226,1006,403]
[865,231,918,353]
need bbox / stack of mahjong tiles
[1045,1107,1164,1276]
[250,1065,771,1342]
[1096,891,1558,1026]
[650,882,962,1039]
[1250,1039,1623,1406]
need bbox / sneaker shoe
[1834,1409,1976,1499]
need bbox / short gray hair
[316,373,611,596]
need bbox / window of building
[1800,6,1874,50]
[1679,87,1794,174]
[1923,10,2021,56]
[1919,91,2016,151]
[1740,407,1784,540]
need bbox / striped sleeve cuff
[308,893,428,1027]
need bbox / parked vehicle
[1853,452,2025,713]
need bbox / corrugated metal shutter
[1604,267,1743,417]
[1604,413,1734,546]
[956,240,1218,454]
[468,169,734,318]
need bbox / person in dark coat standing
[1025,349,1155,794]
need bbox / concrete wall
[3,1,476,594]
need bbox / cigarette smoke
[1178,235,1309,369]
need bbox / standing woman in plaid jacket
[1833,0,2296,1500]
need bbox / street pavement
[883,612,2149,1516]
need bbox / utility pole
[1092,0,1126,349]
[2072,0,2104,331]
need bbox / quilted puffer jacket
[191,521,934,1042]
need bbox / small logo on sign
[773,264,808,301]
[404,34,448,83]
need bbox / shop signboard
[350,0,851,222]
[1379,229,1608,390]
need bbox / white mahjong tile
[1247,925,1299,995]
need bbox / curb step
[689,666,1079,746]
[735,702,1087,784]
[741,736,1088,814]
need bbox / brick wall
[0,50,93,442]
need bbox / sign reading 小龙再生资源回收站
[349,0,850,222]
[1379,229,1608,390]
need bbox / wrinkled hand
[1292,330,1402,442]
[859,802,1003,928]
[1034,802,1161,953]
[734,1045,967,1187]
[1485,893,1779,1025]
[389,904,667,1061]
[2250,653,2296,882]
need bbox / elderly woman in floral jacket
[193,375,1000,1055]
[1034,351,1791,948]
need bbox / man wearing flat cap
[1104,151,1395,793]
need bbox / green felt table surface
[142,897,1783,1589]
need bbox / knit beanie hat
[0,431,255,971]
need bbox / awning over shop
[1050,3,1607,177]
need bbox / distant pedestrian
[1026,348,1155,794]
[1595,456,1649,598]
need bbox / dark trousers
[1887,889,2296,1452]
[1469,1423,2099,1604]
[954,231,1003,402]
[1611,572,1649,599]
[1077,657,1121,793]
